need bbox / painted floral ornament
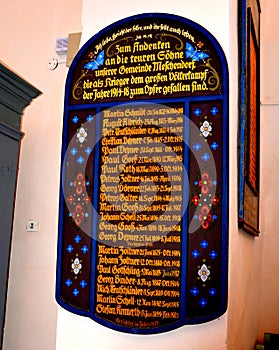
[198,264,210,282]
[71,258,82,275]
[77,126,87,144]
[200,120,212,137]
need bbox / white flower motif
[200,120,212,137]
[198,264,210,282]
[71,258,82,274]
[77,127,87,144]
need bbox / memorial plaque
[56,13,229,333]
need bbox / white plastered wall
[258,0,279,339]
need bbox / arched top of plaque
[66,13,227,105]
[57,13,229,334]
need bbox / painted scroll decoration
[56,13,229,334]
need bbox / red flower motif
[74,172,86,195]
[67,194,75,205]
[211,195,220,206]
[83,195,91,205]
[198,204,213,230]
[72,203,85,226]
[67,172,90,227]
[199,171,213,195]
[191,194,200,206]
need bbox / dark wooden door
[0,62,41,348]
[0,125,21,347]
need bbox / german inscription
[71,21,221,104]
[95,104,184,327]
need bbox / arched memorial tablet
[56,13,229,334]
